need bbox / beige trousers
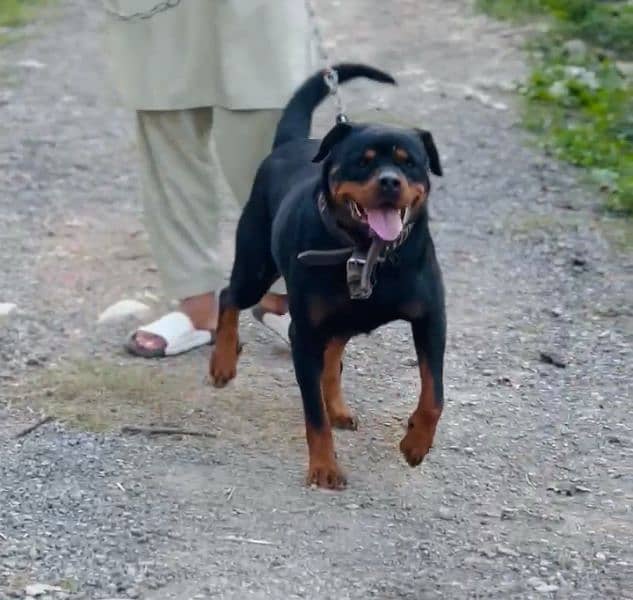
[135,107,282,300]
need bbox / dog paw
[329,409,359,431]
[399,422,433,467]
[209,349,237,388]
[307,461,347,490]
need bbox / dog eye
[405,158,415,167]
[359,149,376,167]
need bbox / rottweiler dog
[210,63,445,490]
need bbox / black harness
[297,194,415,300]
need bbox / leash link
[304,0,348,123]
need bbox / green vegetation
[476,0,633,214]
[0,0,42,27]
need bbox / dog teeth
[349,201,363,218]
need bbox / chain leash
[102,0,181,21]
[304,0,348,123]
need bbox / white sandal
[125,311,214,358]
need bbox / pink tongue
[365,208,403,241]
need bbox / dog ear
[417,129,443,176]
[313,122,353,162]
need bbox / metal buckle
[346,251,373,300]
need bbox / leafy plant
[0,0,43,27]
[477,0,633,214]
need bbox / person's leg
[132,108,221,353]
[213,107,289,322]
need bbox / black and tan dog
[210,63,445,490]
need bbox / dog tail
[272,63,396,149]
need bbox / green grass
[477,0,633,215]
[476,0,549,20]
[0,0,41,26]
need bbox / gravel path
[1,1,632,599]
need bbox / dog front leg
[400,313,446,466]
[210,287,241,388]
[290,325,346,490]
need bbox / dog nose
[379,173,401,194]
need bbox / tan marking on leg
[321,338,357,430]
[210,306,240,388]
[399,357,442,466]
[305,420,346,490]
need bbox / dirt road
[1,1,632,598]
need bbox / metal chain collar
[102,0,182,21]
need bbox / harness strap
[297,247,353,266]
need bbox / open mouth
[347,200,406,242]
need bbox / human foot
[126,293,217,357]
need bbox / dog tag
[346,251,372,300]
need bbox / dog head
[313,122,442,242]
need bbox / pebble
[437,507,454,521]
[17,59,46,70]
[562,39,588,61]
[539,350,567,368]
[527,577,548,590]
[595,551,607,562]
[0,302,17,321]
[25,583,64,596]
[496,544,519,558]
[97,300,151,324]
[535,583,559,594]
[616,60,633,79]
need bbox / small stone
[97,300,151,324]
[595,551,607,562]
[25,584,63,597]
[562,39,588,61]
[463,447,474,455]
[0,302,17,322]
[548,80,568,99]
[496,544,519,557]
[616,61,633,79]
[539,350,567,368]
[547,482,590,497]
[402,357,417,367]
[572,256,587,267]
[535,583,559,593]
[437,507,454,521]
[17,59,46,70]
[527,577,546,589]
[563,65,599,90]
